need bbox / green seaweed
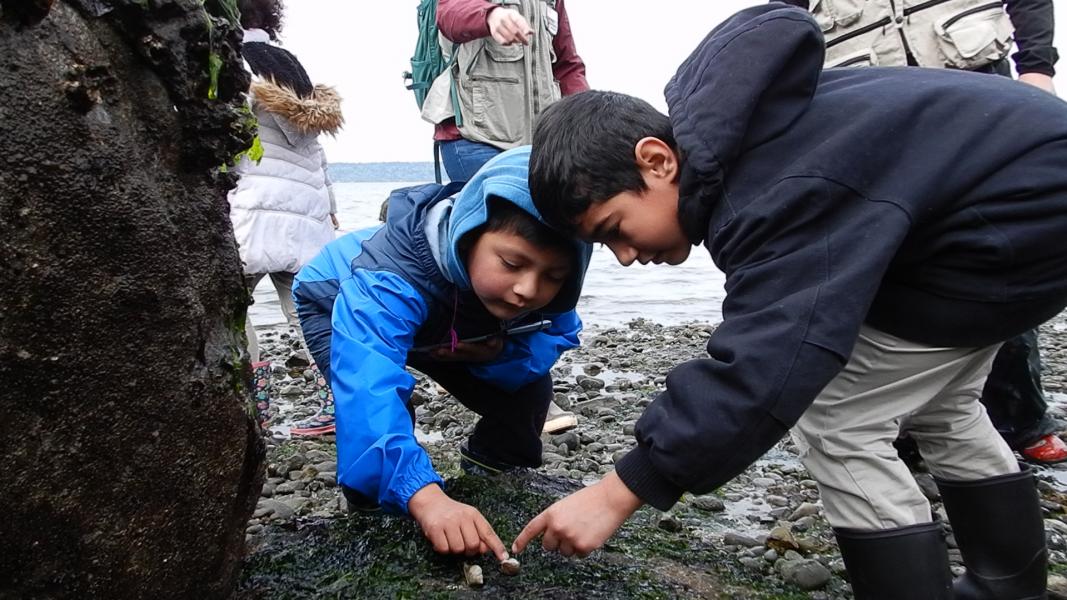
[241,470,820,599]
[207,51,223,100]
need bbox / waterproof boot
[936,466,1047,599]
[290,366,336,437]
[834,522,953,600]
[251,360,274,433]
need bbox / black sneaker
[341,485,381,513]
[458,444,511,477]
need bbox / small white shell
[463,562,484,587]
[500,557,521,576]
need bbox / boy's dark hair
[529,90,677,232]
[460,196,574,264]
[239,0,285,40]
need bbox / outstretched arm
[331,269,506,559]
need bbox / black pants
[980,329,1056,450]
[407,354,551,469]
[296,290,551,464]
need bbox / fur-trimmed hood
[251,79,344,136]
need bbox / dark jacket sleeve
[615,176,914,510]
[1004,0,1058,76]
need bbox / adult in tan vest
[421,0,588,183]
[421,0,588,435]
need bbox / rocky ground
[239,311,1067,598]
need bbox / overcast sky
[279,1,1067,163]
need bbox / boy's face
[573,139,691,266]
[467,229,571,320]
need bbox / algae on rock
[241,471,811,599]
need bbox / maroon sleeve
[436,0,494,43]
[552,0,588,95]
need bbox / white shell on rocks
[463,562,483,587]
[500,557,521,575]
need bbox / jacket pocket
[469,41,527,144]
[811,0,865,32]
[934,2,1013,69]
[827,48,875,68]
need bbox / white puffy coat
[229,79,344,275]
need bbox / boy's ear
[634,137,679,182]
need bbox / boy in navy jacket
[294,147,590,560]
[511,6,1067,598]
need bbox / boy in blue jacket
[293,147,590,561]
[511,5,1067,598]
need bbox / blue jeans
[439,138,501,183]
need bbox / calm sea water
[248,182,727,329]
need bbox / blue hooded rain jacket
[293,147,592,514]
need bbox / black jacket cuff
[615,445,685,511]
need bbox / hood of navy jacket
[437,146,593,316]
[666,4,824,244]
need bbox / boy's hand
[512,471,644,558]
[409,484,509,561]
[429,336,504,363]
[487,7,533,45]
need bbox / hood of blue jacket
[441,146,593,316]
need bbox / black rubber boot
[834,522,953,599]
[936,466,1047,599]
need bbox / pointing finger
[475,517,509,562]
[512,511,547,555]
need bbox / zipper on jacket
[833,54,873,68]
[941,1,1003,29]
[902,0,956,16]
[887,0,917,64]
[470,75,521,84]
[826,16,891,48]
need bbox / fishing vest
[421,0,560,150]
[810,0,1014,69]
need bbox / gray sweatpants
[791,325,1020,530]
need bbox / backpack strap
[433,140,442,184]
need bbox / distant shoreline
[328,162,436,183]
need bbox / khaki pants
[792,325,1019,530]
[245,272,309,364]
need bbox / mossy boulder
[0,0,262,597]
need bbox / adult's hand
[487,6,533,45]
[409,484,510,560]
[1018,72,1056,95]
[512,471,643,558]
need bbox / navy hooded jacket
[293,147,592,514]
[614,4,1067,510]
